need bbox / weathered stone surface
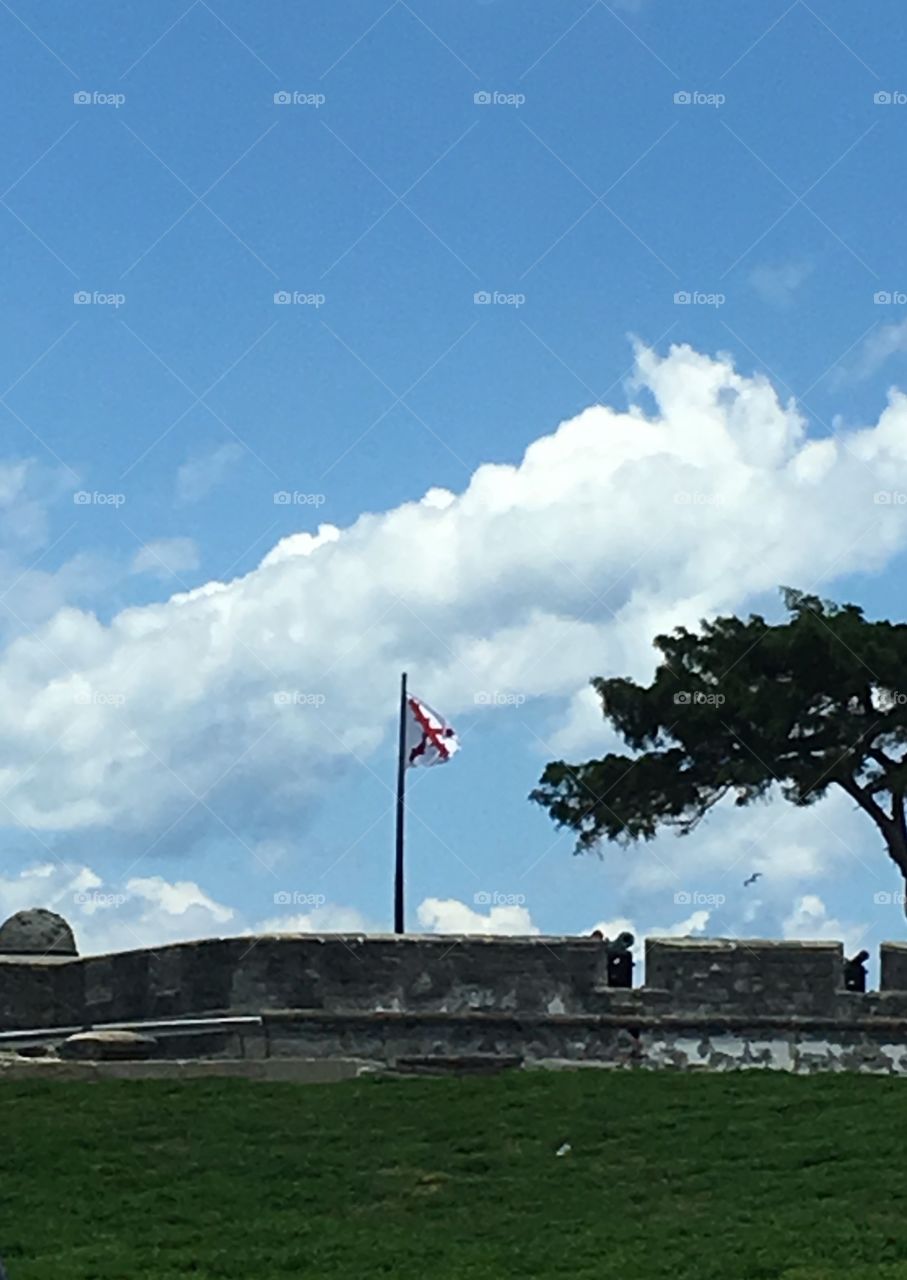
[391,1054,523,1076]
[59,1030,158,1061]
[1,932,907,1075]
[255,1005,907,1076]
[0,909,77,957]
[881,942,907,991]
[645,937,843,1015]
[0,931,890,1035]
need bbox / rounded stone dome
[0,908,77,956]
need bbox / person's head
[590,929,604,940]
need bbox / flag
[404,694,459,768]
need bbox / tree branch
[836,774,894,835]
[666,784,732,835]
[893,790,907,845]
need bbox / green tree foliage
[531,589,907,895]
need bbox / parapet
[880,943,907,991]
[3,930,907,1034]
[645,937,844,1015]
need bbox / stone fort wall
[5,935,907,1072]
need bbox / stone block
[59,1030,158,1061]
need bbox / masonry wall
[644,937,844,1015]
[1,934,906,1054]
[0,935,613,1031]
[880,943,907,991]
[259,1008,907,1075]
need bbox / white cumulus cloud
[0,340,902,875]
[417,897,540,935]
[782,893,869,958]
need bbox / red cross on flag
[394,675,460,935]
[404,693,459,768]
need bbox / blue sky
[2,0,907,960]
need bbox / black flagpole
[394,671,408,934]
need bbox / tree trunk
[882,829,907,920]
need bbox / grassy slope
[1,1071,906,1279]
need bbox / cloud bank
[1,342,906,841]
[0,341,906,944]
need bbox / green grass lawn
[2,1070,906,1279]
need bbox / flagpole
[394,671,408,935]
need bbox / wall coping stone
[0,932,865,965]
[260,1007,907,1033]
[646,937,842,951]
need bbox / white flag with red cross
[404,694,459,768]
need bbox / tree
[531,589,907,908]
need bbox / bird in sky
[743,872,762,887]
